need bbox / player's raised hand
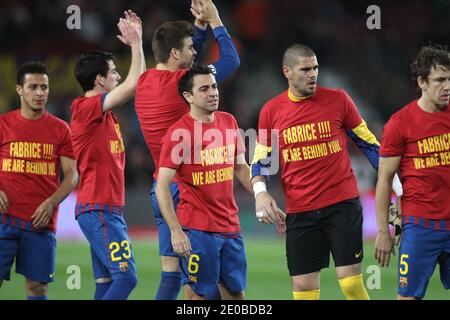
[171,229,192,258]
[255,191,278,225]
[191,0,222,29]
[117,17,142,47]
[374,231,395,267]
[31,198,57,229]
[191,0,206,28]
[0,190,9,213]
[123,10,142,38]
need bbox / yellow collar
[288,88,311,102]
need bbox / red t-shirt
[0,110,74,231]
[380,100,450,220]
[258,86,362,213]
[159,112,245,232]
[135,68,189,178]
[70,94,125,206]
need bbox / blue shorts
[77,211,137,281]
[180,229,247,297]
[398,223,450,298]
[150,181,180,257]
[0,222,56,283]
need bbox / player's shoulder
[45,112,69,126]
[316,86,348,99]
[215,111,237,122]
[389,100,418,123]
[70,94,100,110]
[167,112,191,131]
[137,68,157,84]
[261,90,289,112]
[0,109,18,121]
[137,68,187,90]
[44,112,71,131]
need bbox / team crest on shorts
[399,277,408,288]
[119,261,129,272]
[188,275,198,283]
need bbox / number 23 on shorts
[109,240,132,261]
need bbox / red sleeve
[58,122,74,159]
[159,126,190,170]
[257,105,272,147]
[380,117,405,157]
[341,90,363,130]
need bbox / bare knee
[161,256,181,272]
[292,272,320,291]
[218,283,244,300]
[25,279,48,296]
[184,285,204,300]
[336,263,362,279]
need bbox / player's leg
[179,229,221,300]
[77,210,138,300]
[218,283,245,300]
[325,197,369,300]
[0,223,20,289]
[286,212,328,300]
[184,284,204,300]
[151,181,183,300]
[438,235,449,290]
[219,233,246,300]
[89,247,112,300]
[24,279,48,299]
[155,220,183,299]
[16,228,56,300]
[78,212,113,299]
[396,223,446,300]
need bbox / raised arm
[191,0,240,82]
[103,10,145,112]
[191,0,207,55]
[155,167,191,257]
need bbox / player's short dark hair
[75,50,116,92]
[16,61,49,85]
[178,64,215,104]
[152,21,195,63]
[411,45,450,85]
[282,44,316,67]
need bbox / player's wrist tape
[392,173,403,197]
[253,181,267,198]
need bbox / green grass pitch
[0,238,447,300]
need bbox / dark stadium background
[0,0,448,299]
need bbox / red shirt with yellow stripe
[254,86,379,214]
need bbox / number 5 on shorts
[399,254,409,275]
